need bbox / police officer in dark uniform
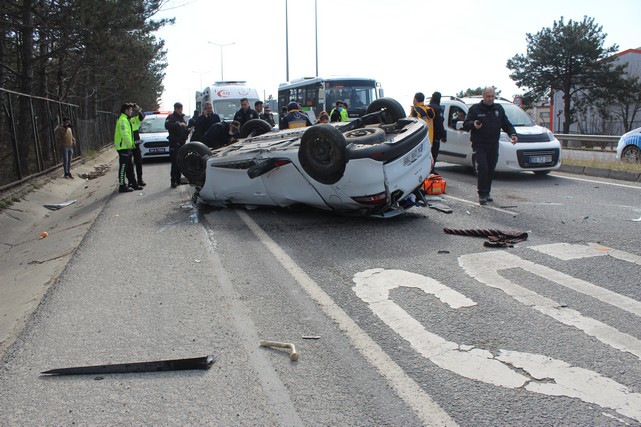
[165,102,189,188]
[202,121,241,150]
[232,97,259,127]
[463,87,518,205]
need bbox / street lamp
[208,41,235,81]
[191,70,210,89]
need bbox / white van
[195,81,260,121]
[438,96,562,175]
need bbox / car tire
[240,119,272,138]
[621,145,641,164]
[298,124,347,185]
[177,142,211,186]
[533,170,551,176]
[366,98,406,124]
[344,127,386,145]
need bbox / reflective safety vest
[114,113,134,150]
[410,103,435,144]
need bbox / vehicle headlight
[546,130,556,142]
[499,133,511,142]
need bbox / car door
[437,103,473,167]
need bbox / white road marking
[444,195,519,215]
[352,267,641,422]
[235,210,458,427]
[532,242,641,265]
[459,251,641,358]
[553,173,641,189]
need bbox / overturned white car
[177,98,432,218]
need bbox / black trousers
[132,142,143,183]
[117,149,136,186]
[169,144,182,184]
[472,143,499,197]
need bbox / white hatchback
[437,96,562,175]
[138,112,171,159]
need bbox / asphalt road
[1,157,640,425]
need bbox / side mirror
[456,121,464,130]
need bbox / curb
[558,163,641,183]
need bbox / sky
[152,0,641,112]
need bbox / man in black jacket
[165,102,189,188]
[428,91,447,173]
[192,101,221,141]
[233,98,259,127]
[202,121,241,150]
[463,87,518,205]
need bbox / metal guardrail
[553,134,619,150]
[554,134,620,143]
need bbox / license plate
[529,155,552,164]
[403,143,424,166]
[149,148,167,153]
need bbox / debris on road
[41,354,217,375]
[39,231,48,239]
[77,164,110,180]
[259,340,299,361]
[443,228,529,248]
[43,200,77,211]
[302,336,321,340]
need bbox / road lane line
[444,195,519,215]
[553,173,641,189]
[236,210,458,427]
[202,226,304,426]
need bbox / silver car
[177,98,432,218]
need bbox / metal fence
[0,88,116,188]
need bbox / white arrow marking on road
[353,268,641,422]
[459,251,641,358]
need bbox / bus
[195,81,260,121]
[277,77,384,121]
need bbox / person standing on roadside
[329,100,349,123]
[409,92,435,144]
[191,101,220,142]
[261,104,276,127]
[165,102,190,188]
[233,97,259,127]
[428,91,447,174]
[463,86,518,205]
[129,103,146,187]
[114,104,141,193]
[54,117,76,179]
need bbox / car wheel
[177,142,211,186]
[533,170,551,176]
[366,98,406,124]
[344,127,386,145]
[240,119,272,138]
[621,145,641,164]
[298,124,347,185]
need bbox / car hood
[620,127,641,139]
[140,131,169,141]
[511,124,550,135]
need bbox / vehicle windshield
[139,116,168,133]
[213,99,260,121]
[325,80,377,110]
[501,103,535,126]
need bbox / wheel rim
[622,146,641,163]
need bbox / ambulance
[195,81,260,121]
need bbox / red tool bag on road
[421,174,446,195]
